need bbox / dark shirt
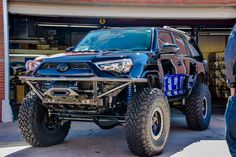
[225,24,236,88]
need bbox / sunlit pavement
[0,108,231,157]
[172,140,230,157]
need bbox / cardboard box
[37,44,50,50]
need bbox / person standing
[225,24,236,157]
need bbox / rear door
[184,38,206,91]
[173,33,199,93]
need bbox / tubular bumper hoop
[19,76,147,101]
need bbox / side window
[173,34,189,56]
[158,31,173,48]
[187,42,200,57]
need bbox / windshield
[74,28,152,52]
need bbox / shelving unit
[208,51,229,99]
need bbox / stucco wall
[8,0,236,6]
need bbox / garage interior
[8,13,235,119]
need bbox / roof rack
[163,26,191,40]
[163,26,186,35]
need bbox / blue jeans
[225,95,236,157]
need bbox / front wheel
[18,91,71,147]
[125,88,170,157]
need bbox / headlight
[25,60,41,72]
[95,59,133,73]
[25,55,47,72]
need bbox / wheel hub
[43,111,61,130]
[202,96,208,119]
[151,107,164,140]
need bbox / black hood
[43,50,154,63]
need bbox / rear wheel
[125,88,170,157]
[97,124,117,130]
[18,91,71,146]
[185,83,211,130]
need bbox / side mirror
[160,43,179,54]
[65,46,74,52]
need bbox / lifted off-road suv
[19,26,211,157]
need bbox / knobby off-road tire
[125,88,170,157]
[185,83,211,130]
[18,91,71,147]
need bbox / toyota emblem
[57,63,69,72]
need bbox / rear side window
[173,34,189,56]
[158,31,173,48]
[187,41,200,57]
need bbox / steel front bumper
[19,76,147,105]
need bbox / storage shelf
[10,49,64,55]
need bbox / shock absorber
[127,84,133,104]
[48,109,52,118]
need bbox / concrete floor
[0,108,231,157]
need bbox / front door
[158,30,188,97]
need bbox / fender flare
[187,72,206,96]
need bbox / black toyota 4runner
[19,26,211,157]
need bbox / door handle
[177,61,182,66]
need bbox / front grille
[40,63,90,70]
[70,63,90,70]
[41,63,58,69]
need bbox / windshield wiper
[73,50,100,53]
[129,48,148,51]
[102,49,134,52]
